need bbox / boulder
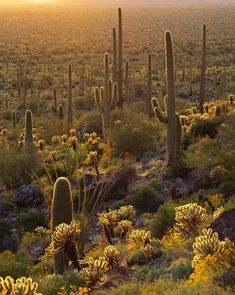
[12,184,44,208]
[210,209,235,242]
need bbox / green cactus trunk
[25,110,33,150]
[199,24,206,114]
[112,28,117,83]
[58,104,64,120]
[51,177,74,274]
[117,8,123,109]
[12,111,17,129]
[67,64,73,127]
[53,88,57,115]
[125,61,129,104]
[146,53,152,116]
[165,31,177,163]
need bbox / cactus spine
[95,53,118,139]
[67,64,73,126]
[25,110,33,149]
[51,177,74,274]
[146,53,152,116]
[117,8,123,109]
[112,28,117,83]
[199,24,206,114]
[152,31,181,165]
[12,111,16,128]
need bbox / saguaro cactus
[117,8,123,109]
[112,28,117,83]
[199,24,206,114]
[25,110,33,149]
[53,88,57,114]
[67,64,73,126]
[51,177,74,274]
[152,31,181,165]
[94,53,118,139]
[125,61,129,104]
[146,53,152,116]
[12,111,17,128]
[58,104,64,120]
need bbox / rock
[2,229,20,252]
[12,184,44,208]
[210,209,235,242]
[0,203,10,218]
[172,178,190,199]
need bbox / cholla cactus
[128,229,152,248]
[104,245,119,269]
[98,210,118,244]
[0,276,41,295]
[81,257,109,286]
[212,207,225,220]
[68,136,78,150]
[192,228,224,267]
[210,166,227,185]
[83,151,99,177]
[52,135,60,146]
[175,203,209,235]
[117,205,135,221]
[70,128,76,137]
[141,243,155,260]
[50,221,80,254]
[118,220,133,239]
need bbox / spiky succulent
[117,205,136,221]
[104,245,120,269]
[0,276,41,295]
[81,257,109,286]
[141,243,155,260]
[128,229,152,249]
[192,228,224,267]
[210,166,227,185]
[98,210,118,244]
[212,207,225,220]
[118,220,133,239]
[175,203,209,235]
[50,221,80,254]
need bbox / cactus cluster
[104,245,120,269]
[0,276,41,295]
[192,228,224,267]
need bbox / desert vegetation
[0,1,234,294]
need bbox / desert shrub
[38,271,84,295]
[75,111,102,135]
[16,211,48,232]
[110,111,160,157]
[0,109,12,120]
[0,251,31,278]
[0,148,41,189]
[224,196,235,210]
[128,249,147,265]
[150,202,177,239]
[218,113,235,149]
[219,169,235,198]
[170,261,193,280]
[0,218,12,239]
[190,119,219,139]
[126,184,163,214]
[74,93,94,111]
[136,265,167,282]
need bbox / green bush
[110,111,160,157]
[219,169,235,198]
[74,94,94,111]
[127,184,163,213]
[75,111,102,135]
[128,249,147,265]
[38,271,84,295]
[150,202,177,239]
[0,218,12,239]
[0,148,41,189]
[190,119,219,139]
[136,265,167,282]
[16,211,48,232]
[170,261,193,280]
[0,251,31,279]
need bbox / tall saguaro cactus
[12,111,17,129]
[25,109,34,150]
[67,64,73,126]
[152,31,181,165]
[199,24,206,114]
[125,61,129,104]
[117,8,123,109]
[94,53,118,139]
[112,28,117,83]
[146,53,152,116]
[53,88,57,114]
[51,177,74,274]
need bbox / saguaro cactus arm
[151,97,168,124]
